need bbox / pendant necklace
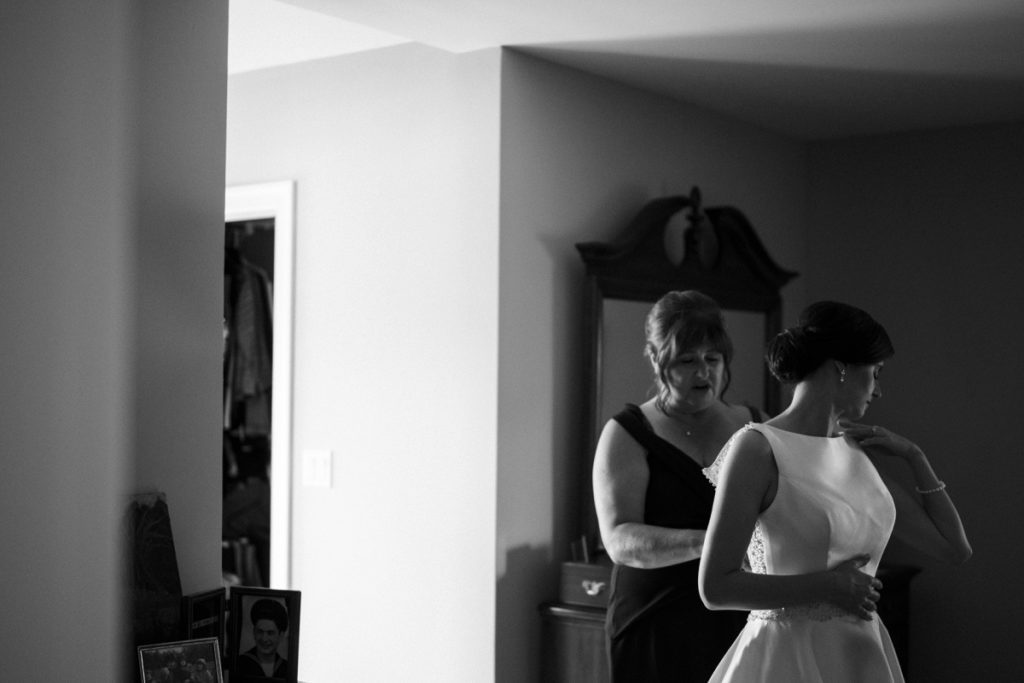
[663,403,699,438]
[675,413,699,438]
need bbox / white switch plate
[302,449,332,488]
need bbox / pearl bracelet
[915,481,946,495]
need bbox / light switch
[302,449,332,488]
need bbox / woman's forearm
[605,523,706,568]
[700,568,834,612]
[904,449,972,563]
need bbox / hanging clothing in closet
[223,234,274,587]
[224,245,274,436]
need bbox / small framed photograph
[228,586,301,682]
[182,588,226,654]
[138,637,223,683]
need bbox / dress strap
[611,403,714,506]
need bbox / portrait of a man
[235,597,290,679]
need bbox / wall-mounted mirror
[575,187,797,546]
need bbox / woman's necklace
[661,403,708,438]
[655,402,722,467]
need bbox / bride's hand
[838,420,921,460]
[828,554,883,620]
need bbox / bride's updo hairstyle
[766,301,894,384]
[645,290,734,410]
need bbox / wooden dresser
[539,602,609,683]
[539,564,918,683]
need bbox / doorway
[224,181,295,588]
[223,216,273,586]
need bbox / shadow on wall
[496,544,554,683]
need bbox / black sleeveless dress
[605,403,752,682]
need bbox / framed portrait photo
[138,637,223,683]
[228,587,301,683]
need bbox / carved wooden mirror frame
[575,186,798,546]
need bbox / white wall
[0,0,227,679]
[226,45,502,682]
[496,51,807,682]
[807,123,1024,681]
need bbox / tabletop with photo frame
[128,492,308,682]
[136,585,304,683]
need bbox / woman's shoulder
[605,401,661,441]
[596,412,647,462]
[726,422,774,457]
[608,401,646,426]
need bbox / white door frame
[225,180,295,589]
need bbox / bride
[698,300,971,682]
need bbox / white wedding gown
[704,423,904,682]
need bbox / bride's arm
[842,421,972,565]
[698,430,882,619]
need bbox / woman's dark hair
[250,598,289,632]
[645,290,734,410]
[766,301,894,384]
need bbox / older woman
[593,290,762,681]
[699,301,971,682]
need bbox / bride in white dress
[698,301,972,682]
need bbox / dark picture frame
[137,637,223,683]
[182,588,226,658]
[228,587,301,682]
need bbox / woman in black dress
[593,290,758,681]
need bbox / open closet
[223,218,275,587]
[224,179,295,589]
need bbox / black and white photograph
[9,2,1024,681]
[229,587,301,682]
[137,638,222,683]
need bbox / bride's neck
[775,383,839,436]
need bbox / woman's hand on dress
[828,554,883,620]
[838,420,922,461]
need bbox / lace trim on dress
[702,422,757,487]
[748,602,858,623]
[702,423,766,574]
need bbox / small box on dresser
[559,561,612,608]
